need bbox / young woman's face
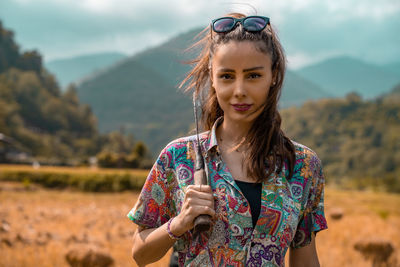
[211,40,274,126]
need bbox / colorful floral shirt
[127,119,328,266]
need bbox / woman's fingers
[186,184,212,192]
[186,204,216,219]
[184,186,215,213]
[185,185,214,200]
[196,205,216,218]
[174,184,216,232]
[185,197,214,209]
[184,187,214,210]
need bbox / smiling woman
[210,41,274,133]
[127,12,327,267]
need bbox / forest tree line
[0,21,151,168]
[282,88,400,191]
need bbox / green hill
[131,28,201,87]
[0,21,98,164]
[280,70,331,107]
[0,21,152,166]
[281,84,400,184]
[45,52,127,89]
[77,59,193,155]
[297,56,400,99]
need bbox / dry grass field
[0,178,399,267]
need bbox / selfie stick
[192,93,212,234]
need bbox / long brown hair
[180,13,296,182]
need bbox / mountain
[379,83,400,102]
[280,70,331,107]
[77,57,193,155]
[45,52,127,89]
[131,28,201,88]
[297,56,400,99]
[77,28,330,155]
[76,29,207,154]
[381,61,400,77]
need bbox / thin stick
[191,92,211,234]
[192,93,204,171]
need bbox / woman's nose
[233,79,246,97]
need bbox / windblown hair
[180,13,296,182]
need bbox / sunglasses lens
[213,18,235,32]
[243,17,268,31]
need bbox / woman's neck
[217,118,251,148]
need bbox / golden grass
[313,189,400,267]
[0,181,399,267]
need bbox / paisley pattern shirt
[127,119,328,266]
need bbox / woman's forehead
[212,41,272,70]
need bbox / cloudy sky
[1,0,399,69]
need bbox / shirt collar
[203,116,223,156]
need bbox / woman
[127,13,327,266]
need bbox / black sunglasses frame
[211,16,270,33]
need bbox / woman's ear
[271,70,278,86]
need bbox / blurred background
[0,0,399,266]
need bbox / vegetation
[0,21,98,164]
[282,88,400,191]
[0,165,148,192]
[0,21,151,167]
[96,132,153,169]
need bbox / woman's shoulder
[290,139,322,164]
[158,131,210,156]
[289,140,325,193]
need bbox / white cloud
[78,0,220,18]
[11,0,400,17]
[10,0,399,27]
[353,2,400,20]
[326,0,400,20]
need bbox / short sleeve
[291,152,328,248]
[127,145,178,229]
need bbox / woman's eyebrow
[243,66,264,72]
[217,66,264,72]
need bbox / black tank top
[235,180,262,228]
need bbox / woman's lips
[232,104,252,111]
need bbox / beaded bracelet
[167,217,182,240]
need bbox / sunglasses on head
[211,16,270,33]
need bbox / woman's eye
[219,73,233,80]
[248,73,261,79]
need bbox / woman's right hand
[169,185,215,237]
